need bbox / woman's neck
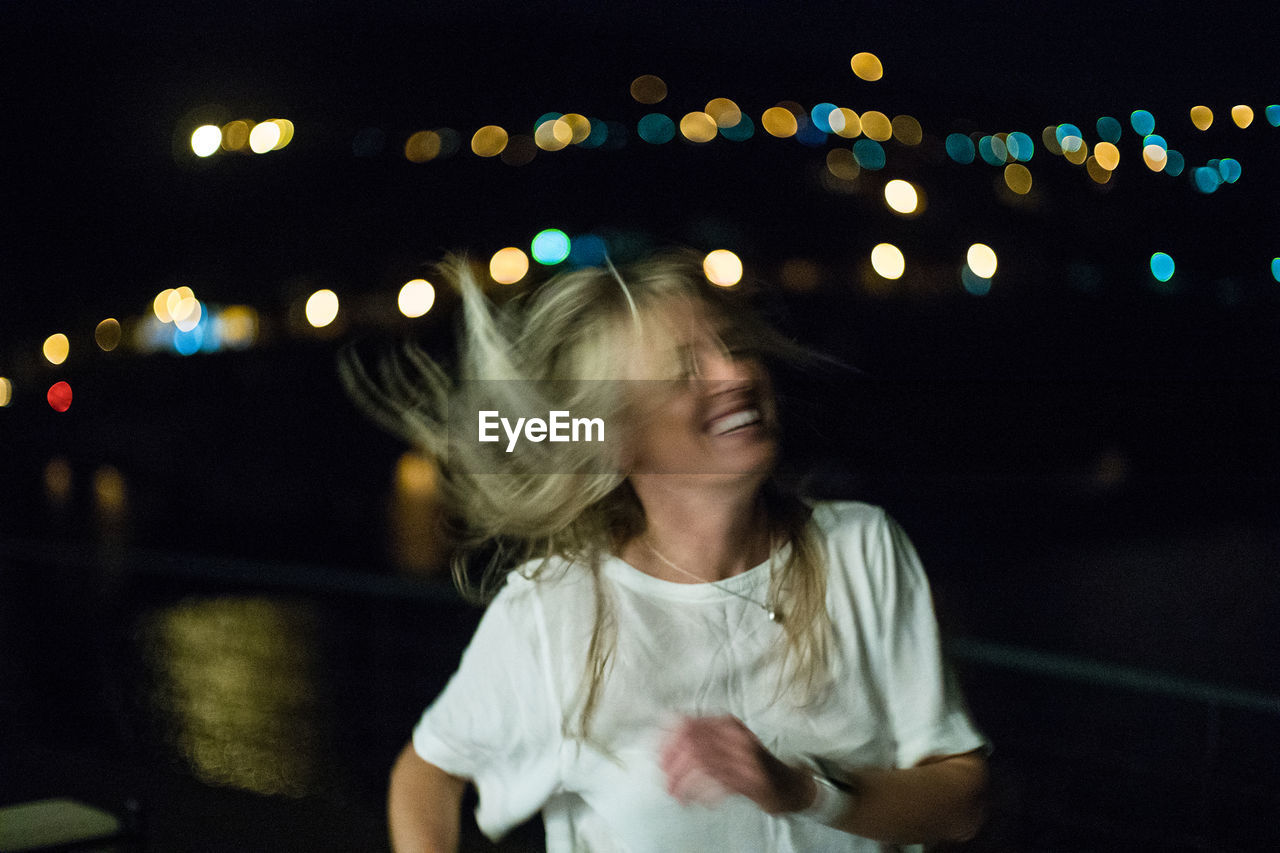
[624,476,771,582]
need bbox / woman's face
[621,299,778,483]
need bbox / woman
[349,252,988,852]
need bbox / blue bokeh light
[978,135,1005,166]
[531,229,571,265]
[852,139,885,170]
[1267,105,1280,127]
[1142,134,1168,151]
[1271,258,1280,282]
[568,234,609,267]
[1096,116,1122,143]
[810,103,838,134]
[1164,149,1185,177]
[172,323,204,356]
[1006,131,1034,161]
[945,133,975,164]
[1130,110,1156,136]
[1193,167,1222,194]
[1055,123,1082,145]
[795,116,828,147]
[637,113,675,144]
[1149,252,1175,283]
[1218,158,1242,183]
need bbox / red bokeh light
[47,381,72,412]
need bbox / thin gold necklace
[643,536,783,623]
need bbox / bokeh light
[215,306,259,349]
[1164,150,1186,177]
[825,149,861,182]
[891,115,922,145]
[531,229,572,265]
[1272,258,1280,282]
[191,125,222,157]
[978,136,1006,166]
[630,75,667,104]
[1096,116,1122,143]
[705,98,742,128]
[47,381,72,412]
[883,179,918,214]
[1130,110,1156,136]
[810,103,838,133]
[268,119,294,150]
[1094,141,1120,170]
[852,139,885,169]
[1004,163,1032,194]
[1231,105,1254,128]
[398,279,436,318]
[1005,131,1034,161]
[870,243,905,279]
[1064,138,1089,165]
[0,377,11,407]
[961,265,993,296]
[761,107,798,138]
[305,289,339,328]
[489,247,529,284]
[568,234,608,267]
[945,133,975,164]
[471,125,508,157]
[1194,166,1222,193]
[850,52,884,81]
[1041,126,1063,155]
[560,114,592,144]
[1190,106,1214,131]
[95,318,122,352]
[859,111,892,142]
[1268,105,1280,127]
[249,121,281,154]
[966,243,998,278]
[703,250,743,287]
[679,111,718,143]
[405,130,443,163]
[719,114,755,141]
[221,120,253,152]
[1150,252,1175,282]
[1142,144,1168,171]
[43,333,69,365]
[535,116,573,151]
[829,108,861,138]
[637,113,676,144]
[1086,155,1112,184]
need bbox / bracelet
[799,771,854,826]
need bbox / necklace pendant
[767,609,780,622]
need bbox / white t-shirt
[413,501,987,852]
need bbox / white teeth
[710,408,760,436]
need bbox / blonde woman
[348,252,988,853]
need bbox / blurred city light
[405,130,443,162]
[0,377,11,407]
[859,111,892,141]
[249,121,281,153]
[1005,131,1034,161]
[1190,105,1214,130]
[1094,141,1120,170]
[961,264,993,296]
[1142,144,1168,171]
[761,107,798,138]
[1004,163,1033,194]
[489,247,529,284]
[1130,110,1156,135]
[870,243,905,279]
[531,229,571,265]
[679,111,718,143]
[637,113,675,144]
[852,139,885,169]
[215,306,259,349]
[191,125,222,157]
[705,98,742,128]
[221,120,252,152]
[43,333,69,365]
[1150,252,1176,282]
[1086,156,1112,184]
[535,116,573,151]
[471,125,509,157]
[967,243,998,278]
[829,108,861,138]
[398,279,436,318]
[702,249,743,287]
[945,133,975,164]
[1096,116,1122,142]
[883,179,918,214]
[630,74,667,103]
[891,115,923,146]
[850,52,884,81]
[825,149,860,182]
[305,289,340,328]
[1231,105,1254,128]
[47,381,72,412]
[95,318,122,351]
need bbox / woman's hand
[658,715,815,814]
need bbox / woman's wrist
[798,769,856,826]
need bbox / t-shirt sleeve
[411,578,562,839]
[868,510,989,768]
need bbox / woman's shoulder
[807,499,890,537]
[488,553,597,612]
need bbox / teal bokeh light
[1218,158,1242,183]
[852,139,885,170]
[978,136,1005,166]
[1149,252,1175,283]
[1267,105,1280,127]
[579,119,608,149]
[567,234,608,267]
[961,265,992,296]
[1006,132,1034,161]
[1096,116,1122,143]
[1164,150,1185,177]
[1054,123,1082,145]
[1142,134,1167,151]
[1193,167,1222,194]
[637,113,675,144]
[945,133,975,164]
[531,229,571,265]
[720,114,754,141]
[1271,258,1280,282]
[1130,110,1156,136]
[810,103,838,133]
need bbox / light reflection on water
[140,596,327,798]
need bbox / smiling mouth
[707,408,762,436]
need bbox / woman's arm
[661,716,987,845]
[388,741,468,853]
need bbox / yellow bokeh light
[825,148,861,181]
[489,247,530,284]
[471,125,509,157]
[1086,155,1112,185]
[870,243,905,280]
[43,333,70,365]
[630,74,667,104]
[405,130,442,163]
[891,115,923,145]
[216,306,259,348]
[850,52,884,81]
[1063,138,1089,165]
[1231,104,1254,128]
[1142,144,1168,171]
[1094,141,1120,170]
[0,376,11,407]
[859,110,892,141]
[174,298,203,332]
[95,318,122,352]
[249,121,281,153]
[680,111,718,143]
[154,289,176,323]
[398,279,436,318]
[883,179,918,214]
[829,108,861,138]
[221,120,252,152]
[702,250,743,287]
[966,243,998,278]
[1190,105,1214,131]
[761,107,798,138]
[167,286,197,327]
[1004,163,1033,194]
[305,289,340,328]
[561,113,592,144]
[534,118,572,151]
[704,98,742,129]
[268,119,294,150]
[191,125,222,157]
[1041,126,1063,156]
